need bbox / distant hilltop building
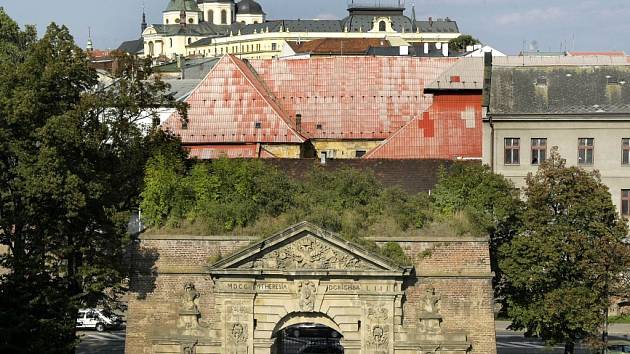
[118,0,462,59]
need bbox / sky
[2,0,630,54]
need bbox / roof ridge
[227,55,307,142]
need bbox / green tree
[499,150,630,353]
[432,163,523,298]
[448,34,481,52]
[0,9,183,352]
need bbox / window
[221,10,227,24]
[148,42,155,56]
[271,43,277,51]
[169,38,173,47]
[166,19,169,24]
[578,138,594,165]
[208,10,214,24]
[187,37,192,45]
[379,21,386,31]
[254,122,262,129]
[504,138,520,165]
[622,190,630,217]
[531,138,547,165]
[355,150,367,158]
[623,138,630,165]
[188,18,194,24]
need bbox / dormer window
[607,76,619,85]
[536,76,547,86]
[379,21,386,31]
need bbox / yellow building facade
[140,0,461,60]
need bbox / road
[77,329,629,354]
[77,330,125,354]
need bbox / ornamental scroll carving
[239,236,375,270]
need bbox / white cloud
[495,7,565,26]
[314,13,338,20]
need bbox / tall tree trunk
[564,341,575,354]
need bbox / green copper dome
[164,0,201,12]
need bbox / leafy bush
[140,157,486,264]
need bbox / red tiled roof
[249,56,458,140]
[287,38,390,55]
[567,51,626,57]
[163,55,306,145]
[365,94,482,159]
[163,55,484,160]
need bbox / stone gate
[126,222,497,354]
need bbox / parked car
[76,309,123,332]
[608,340,630,354]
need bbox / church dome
[165,0,200,12]
[236,0,264,15]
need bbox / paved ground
[76,324,630,354]
[77,330,125,354]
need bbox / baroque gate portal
[139,222,494,354]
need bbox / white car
[76,309,123,332]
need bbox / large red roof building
[163,55,483,160]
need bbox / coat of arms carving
[240,236,375,270]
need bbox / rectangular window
[531,138,547,165]
[504,138,520,165]
[271,43,277,51]
[578,138,594,165]
[623,138,630,165]
[622,189,630,217]
[355,150,366,158]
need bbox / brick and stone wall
[126,232,496,354]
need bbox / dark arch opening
[274,323,343,354]
[379,20,387,31]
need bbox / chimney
[295,114,302,132]
[482,51,493,109]
[177,55,185,79]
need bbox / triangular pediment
[209,222,409,276]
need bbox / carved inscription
[219,282,289,292]
[238,236,376,270]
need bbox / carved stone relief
[367,325,388,353]
[226,322,248,354]
[418,287,443,334]
[181,341,197,354]
[297,280,317,312]
[178,283,201,330]
[238,236,376,270]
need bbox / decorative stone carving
[227,323,248,354]
[240,236,375,270]
[421,287,440,314]
[178,283,201,330]
[297,281,317,312]
[367,305,389,322]
[418,287,443,334]
[181,341,197,354]
[229,323,248,344]
[367,325,388,351]
[181,283,200,313]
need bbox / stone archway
[272,312,343,338]
[273,321,343,354]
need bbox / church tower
[197,0,236,25]
[163,0,202,25]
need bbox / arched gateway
[129,222,497,354]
